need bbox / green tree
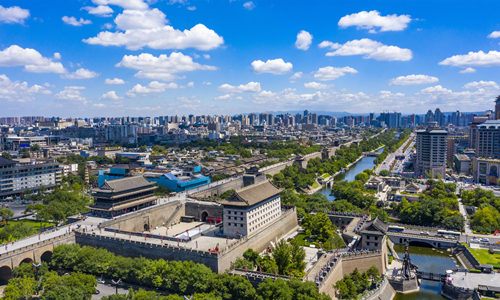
[378,170,391,176]
[366,266,380,282]
[3,275,37,300]
[0,207,14,225]
[233,257,254,271]
[2,152,12,159]
[243,248,260,266]
[154,185,172,196]
[290,241,306,277]
[30,144,41,152]
[209,273,257,300]
[257,278,293,300]
[272,239,291,275]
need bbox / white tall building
[414,126,448,178]
[219,180,283,238]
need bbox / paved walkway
[449,272,500,289]
[457,199,473,235]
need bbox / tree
[2,152,12,159]
[243,248,260,266]
[442,214,465,231]
[3,275,37,300]
[30,144,41,152]
[0,207,14,224]
[289,241,306,277]
[21,148,31,158]
[354,172,369,183]
[209,273,256,300]
[257,278,293,300]
[233,258,254,271]
[272,239,291,275]
[259,255,278,273]
[154,185,172,197]
[366,266,380,282]
[378,170,391,176]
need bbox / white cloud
[62,16,92,26]
[184,81,194,88]
[114,8,167,30]
[459,67,476,74]
[215,94,233,100]
[202,81,211,85]
[203,54,210,59]
[338,10,412,33]
[116,52,216,81]
[126,81,178,97]
[251,59,293,75]
[439,51,500,68]
[418,85,452,95]
[100,91,122,100]
[295,30,313,50]
[389,74,439,86]
[323,38,412,61]
[318,41,341,49]
[63,68,100,79]
[105,78,126,84]
[462,81,499,90]
[91,0,149,10]
[103,23,114,29]
[243,1,255,10]
[218,82,261,93]
[94,103,107,108]
[290,72,303,80]
[304,82,333,89]
[488,31,500,39]
[82,5,114,17]
[55,86,86,101]
[53,53,61,60]
[0,45,66,74]
[0,74,51,102]
[187,6,196,10]
[314,66,358,81]
[84,23,224,51]
[0,5,30,24]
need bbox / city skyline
[1,0,500,117]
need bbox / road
[375,132,415,175]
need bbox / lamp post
[111,279,121,295]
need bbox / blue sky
[1,0,500,117]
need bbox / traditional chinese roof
[218,180,283,207]
[94,176,154,193]
[359,217,388,236]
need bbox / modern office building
[0,157,61,199]
[495,95,500,120]
[473,158,500,185]
[469,116,489,149]
[379,112,401,128]
[454,154,471,175]
[414,126,448,178]
[89,176,158,219]
[218,180,283,238]
[475,120,500,159]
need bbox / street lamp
[111,279,122,295]
[32,262,42,281]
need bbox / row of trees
[391,180,464,231]
[50,244,330,299]
[3,262,97,300]
[461,188,500,233]
[235,241,306,277]
[334,267,380,300]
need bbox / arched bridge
[388,232,458,249]
[0,232,75,284]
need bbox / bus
[388,226,405,233]
[437,230,461,239]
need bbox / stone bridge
[0,232,75,283]
[388,232,458,249]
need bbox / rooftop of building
[358,217,388,236]
[455,154,471,161]
[0,156,17,166]
[478,120,500,129]
[217,180,283,207]
[93,176,155,194]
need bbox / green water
[392,244,461,300]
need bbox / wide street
[375,132,415,175]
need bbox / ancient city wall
[217,208,299,272]
[75,231,220,272]
[184,201,223,221]
[99,200,184,232]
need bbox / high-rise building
[425,110,434,125]
[469,116,489,149]
[475,120,500,159]
[435,108,443,126]
[495,95,500,120]
[414,125,448,178]
[379,112,401,128]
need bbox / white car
[470,238,480,243]
[420,232,429,235]
[480,238,490,243]
[97,279,105,284]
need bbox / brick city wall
[217,208,298,272]
[100,200,184,232]
[75,231,220,272]
[185,202,223,221]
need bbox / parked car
[480,238,490,243]
[420,232,429,235]
[97,279,105,284]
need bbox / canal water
[392,244,461,300]
[316,146,384,200]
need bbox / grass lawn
[312,182,320,189]
[292,232,346,250]
[464,243,500,268]
[320,173,330,179]
[1,219,56,230]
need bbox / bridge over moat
[387,232,458,249]
[0,232,75,284]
